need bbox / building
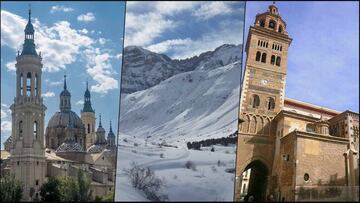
[234,4,359,202]
[1,8,116,201]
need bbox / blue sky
[1,1,125,148]
[124,2,245,59]
[243,1,359,112]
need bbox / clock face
[261,79,268,85]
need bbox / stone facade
[235,3,359,202]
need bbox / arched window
[266,42,268,48]
[20,73,23,96]
[278,25,283,33]
[260,19,265,27]
[267,97,275,110]
[35,74,38,96]
[276,56,281,66]
[280,46,282,51]
[256,51,261,61]
[33,121,38,139]
[269,20,276,29]
[19,121,23,137]
[261,53,267,63]
[88,124,90,134]
[26,72,31,96]
[257,40,260,46]
[306,124,315,132]
[251,95,260,108]
[271,55,276,65]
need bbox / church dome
[56,141,84,152]
[47,111,84,129]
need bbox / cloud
[1,9,119,95]
[77,12,95,22]
[79,28,88,34]
[1,10,94,72]
[76,100,84,105]
[42,91,55,97]
[5,61,16,71]
[98,38,108,45]
[50,5,74,14]
[116,53,122,59]
[84,48,118,94]
[123,2,245,63]
[193,2,234,20]
[1,104,11,133]
[48,80,63,86]
[125,12,175,46]
[146,38,192,53]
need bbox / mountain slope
[119,60,241,145]
[121,44,242,93]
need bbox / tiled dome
[56,141,84,152]
[47,111,84,129]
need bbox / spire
[21,4,37,56]
[60,72,71,111]
[64,73,67,90]
[28,4,31,22]
[109,120,114,133]
[99,114,102,128]
[83,79,94,113]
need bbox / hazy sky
[243,1,359,112]
[1,1,125,148]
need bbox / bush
[0,174,23,202]
[185,161,197,171]
[211,147,215,152]
[124,162,167,201]
[160,153,164,158]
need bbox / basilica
[234,4,359,202]
[0,9,116,201]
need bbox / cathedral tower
[107,120,116,147]
[9,8,47,201]
[81,80,96,149]
[235,3,292,201]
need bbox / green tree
[58,176,79,201]
[77,170,92,201]
[103,191,114,201]
[39,177,61,202]
[0,174,23,202]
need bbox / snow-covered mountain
[121,44,242,93]
[119,44,242,145]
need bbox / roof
[284,97,341,117]
[45,148,74,162]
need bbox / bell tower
[9,7,47,201]
[81,80,96,149]
[235,3,292,201]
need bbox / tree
[39,177,61,202]
[103,191,114,201]
[77,170,93,202]
[58,176,79,201]
[0,174,23,202]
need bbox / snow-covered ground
[115,45,241,201]
[115,134,237,201]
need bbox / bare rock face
[121,44,242,94]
